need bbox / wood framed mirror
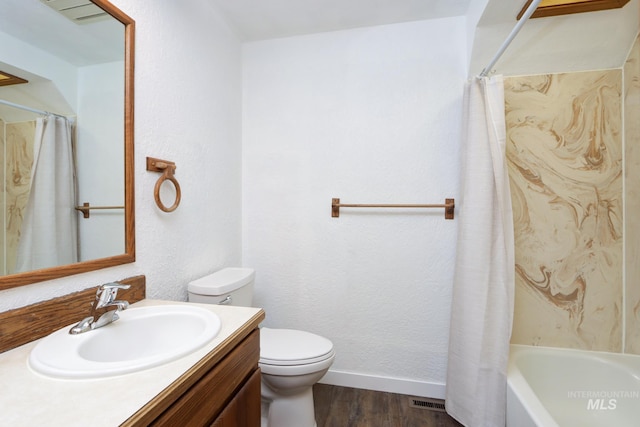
[0,0,135,291]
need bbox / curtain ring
[153,169,181,212]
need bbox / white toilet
[188,268,335,427]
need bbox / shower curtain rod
[479,0,542,77]
[0,98,70,120]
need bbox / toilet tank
[187,267,255,306]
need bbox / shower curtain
[15,115,78,272]
[445,76,515,427]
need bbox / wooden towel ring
[146,157,181,212]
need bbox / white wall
[0,0,243,308]
[465,0,489,70]
[469,0,639,77]
[76,61,125,262]
[0,31,77,113]
[242,18,466,397]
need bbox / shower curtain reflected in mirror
[15,115,78,273]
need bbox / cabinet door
[211,369,261,427]
[149,330,260,426]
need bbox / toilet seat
[260,352,335,377]
[260,327,334,367]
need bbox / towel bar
[331,198,454,219]
[75,203,124,219]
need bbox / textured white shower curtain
[15,115,78,272]
[445,76,515,427]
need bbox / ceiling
[210,0,474,41]
[0,0,474,66]
[0,0,124,66]
[3,0,636,79]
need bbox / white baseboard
[318,369,446,400]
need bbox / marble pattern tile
[624,35,640,354]
[4,120,35,275]
[505,70,623,351]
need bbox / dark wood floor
[313,384,464,427]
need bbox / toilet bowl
[188,268,335,427]
[260,327,335,427]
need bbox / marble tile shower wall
[624,35,640,354]
[505,35,640,353]
[0,119,35,275]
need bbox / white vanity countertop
[0,299,263,427]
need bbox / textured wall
[242,18,465,396]
[625,35,640,353]
[505,70,624,351]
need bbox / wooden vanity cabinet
[210,370,261,427]
[124,325,262,427]
[0,279,264,427]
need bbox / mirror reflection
[0,0,134,286]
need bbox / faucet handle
[95,282,131,306]
[100,282,131,291]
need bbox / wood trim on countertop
[0,275,146,354]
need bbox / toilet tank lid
[188,267,255,296]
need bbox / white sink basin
[29,305,221,379]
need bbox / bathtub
[507,344,640,427]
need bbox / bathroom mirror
[0,0,134,291]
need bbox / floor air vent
[409,398,446,412]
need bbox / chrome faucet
[69,282,131,335]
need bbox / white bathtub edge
[507,348,560,427]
